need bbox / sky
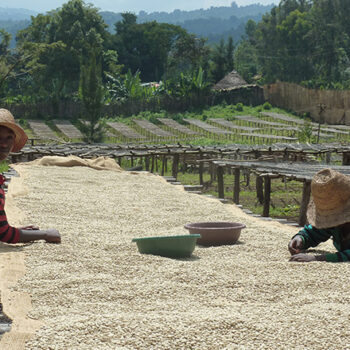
[0,0,279,13]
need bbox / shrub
[302,112,311,121]
[173,114,184,124]
[298,120,314,143]
[263,102,272,110]
[236,102,244,111]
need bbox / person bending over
[0,108,60,244]
[289,168,350,262]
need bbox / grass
[21,103,350,146]
[117,155,303,222]
[103,103,348,146]
[175,170,303,222]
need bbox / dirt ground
[0,163,349,350]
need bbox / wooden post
[209,162,214,183]
[151,155,155,173]
[172,154,179,179]
[298,180,311,227]
[262,175,271,217]
[145,156,150,171]
[199,162,204,186]
[199,151,204,185]
[161,155,166,176]
[182,152,187,174]
[118,157,122,166]
[256,175,264,204]
[233,167,240,204]
[217,166,225,199]
[317,103,326,143]
[130,156,134,167]
[342,151,350,165]
[28,152,34,161]
[244,169,250,187]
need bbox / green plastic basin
[132,234,201,258]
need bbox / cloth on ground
[20,155,123,172]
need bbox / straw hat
[307,168,350,228]
[0,109,28,152]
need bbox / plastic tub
[132,234,201,258]
[184,221,245,246]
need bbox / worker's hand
[18,225,39,230]
[44,229,61,244]
[289,253,317,262]
[288,235,304,255]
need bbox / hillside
[0,7,37,20]
[101,2,274,43]
[0,2,274,48]
[0,7,36,47]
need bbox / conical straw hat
[0,109,28,152]
[307,168,350,228]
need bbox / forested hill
[0,7,37,47]
[1,2,274,47]
[101,2,274,43]
[0,7,37,20]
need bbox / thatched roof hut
[212,70,249,91]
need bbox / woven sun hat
[307,168,350,229]
[0,109,28,152]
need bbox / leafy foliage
[113,13,191,82]
[235,0,350,88]
[16,0,109,100]
[263,102,272,110]
[298,120,315,143]
[79,51,105,142]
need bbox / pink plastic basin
[184,221,246,246]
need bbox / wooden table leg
[172,154,179,179]
[233,167,240,204]
[217,166,224,199]
[151,155,155,173]
[262,176,271,217]
[199,162,204,186]
[161,155,166,176]
[256,175,264,204]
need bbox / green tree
[276,9,313,82]
[210,38,227,83]
[17,0,110,100]
[79,51,104,143]
[209,37,236,83]
[113,13,200,82]
[226,36,235,72]
[239,0,315,83]
[0,29,32,97]
[234,41,258,82]
[309,0,347,83]
[0,29,13,93]
[234,20,259,82]
[167,33,210,78]
[237,0,350,87]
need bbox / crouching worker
[288,168,350,262]
[0,108,60,244]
